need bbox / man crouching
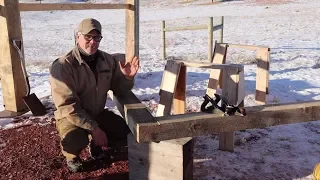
[49,18,139,172]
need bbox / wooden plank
[18,3,129,11]
[161,20,166,60]
[135,100,320,142]
[225,43,268,51]
[156,61,182,117]
[0,0,27,112]
[128,134,193,180]
[125,0,139,63]
[164,24,207,32]
[174,60,241,70]
[219,67,244,152]
[108,90,156,142]
[255,48,269,104]
[208,17,213,62]
[206,43,227,97]
[173,66,186,115]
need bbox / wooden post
[173,66,186,114]
[126,0,139,62]
[156,61,182,117]
[255,48,269,105]
[218,16,224,43]
[161,20,166,60]
[128,134,194,180]
[208,17,213,62]
[219,66,244,152]
[206,43,228,97]
[0,0,27,112]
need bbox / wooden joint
[126,4,135,10]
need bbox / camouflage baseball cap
[77,18,102,34]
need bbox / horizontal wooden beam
[164,24,207,32]
[172,60,243,70]
[18,3,131,11]
[137,100,320,142]
[212,24,223,31]
[222,43,269,51]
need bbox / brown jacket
[49,47,134,131]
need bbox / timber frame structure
[0,0,139,116]
[1,0,320,179]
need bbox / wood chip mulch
[0,122,129,180]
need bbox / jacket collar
[72,45,102,65]
[71,46,110,72]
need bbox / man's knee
[61,128,89,155]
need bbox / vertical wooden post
[173,65,186,114]
[255,47,269,105]
[128,134,194,180]
[206,43,228,97]
[156,61,182,117]
[0,0,27,112]
[219,66,244,152]
[208,17,213,62]
[161,20,166,60]
[218,16,224,43]
[126,0,139,62]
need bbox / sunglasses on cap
[81,33,103,42]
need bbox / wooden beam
[18,3,130,11]
[136,100,320,142]
[223,43,268,51]
[125,0,139,63]
[156,61,181,116]
[219,66,244,152]
[164,24,207,32]
[0,0,27,112]
[109,90,157,141]
[173,60,242,70]
[256,48,270,104]
[173,66,186,115]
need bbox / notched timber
[109,90,158,143]
[137,100,320,142]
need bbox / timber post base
[128,134,194,180]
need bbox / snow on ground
[0,0,320,179]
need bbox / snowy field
[0,0,320,179]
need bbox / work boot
[67,157,83,172]
[89,142,108,160]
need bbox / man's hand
[119,56,139,79]
[92,127,108,147]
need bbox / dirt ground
[0,121,129,180]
